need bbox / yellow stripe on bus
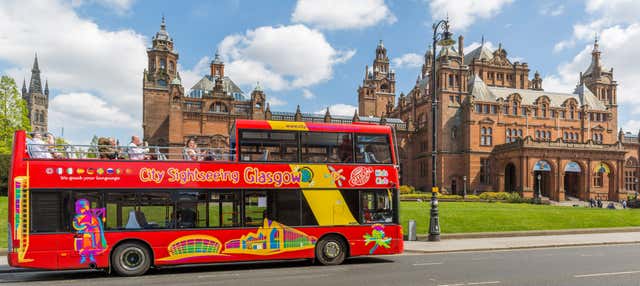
[267,121,309,131]
[290,164,358,226]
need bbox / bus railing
[25,142,236,162]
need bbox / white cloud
[0,0,147,143]
[267,97,287,107]
[291,0,396,30]
[553,40,574,53]
[586,0,640,25]
[545,24,640,114]
[428,0,514,30]
[316,104,358,116]
[392,53,423,68]
[540,3,565,17]
[622,119,640,133]
[302,89,315,99]
[48,93,138,142]
[218,24,356,91]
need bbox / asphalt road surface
[3,244,640,286]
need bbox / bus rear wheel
[111,242,151,276]
[315,235,346,265]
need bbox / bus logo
[87,168,95,175]
[106,168,114,174]
[97,168,104,175]
[349,167,373,186]
[66,168,73,175]
[77,168,85,174]
[56,168,63,175]
[45,168,53,175]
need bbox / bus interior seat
[125,210,141,229]
[262,150,269,161]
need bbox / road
[3,244,640,285]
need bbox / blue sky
[1,0,639,144]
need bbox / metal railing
[25,142,236,162]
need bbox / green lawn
[401,201,640,234]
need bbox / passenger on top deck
[28,132,53,159]
[128,136,149,160]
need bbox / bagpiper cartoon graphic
[72,199,108,264]
[363,224,392,254]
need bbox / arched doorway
[533,160,552,198]
[505,163,516,192]
[564,161,582,199]
[593,162,615,201]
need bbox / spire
[324,107,331,123]
[21,78,27,95]
[481,35,485,46]
[154,15,171,41]
[378,40,384,49]
[29,53,43,94]
[593,33,599,52]
[44,79,49,96]
[213,49,223,64]
[352,109,360,122]
[254,81,262,92]
[585,33,602,76]
[294,105,302,121]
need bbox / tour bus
[7,120,403,276]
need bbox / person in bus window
[28,132,52,159]
[338,135,352,162]
[128,136,149,160]
[184,138,202,161]
[45,133,64,159]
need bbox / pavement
[405,231,640,253]
[5,244,640,285]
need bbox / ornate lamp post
[463,176,467,199]
[428,18,455,242]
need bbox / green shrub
[464,195,480,200]
[439,194,463,200]
[399,185,415,195]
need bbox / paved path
[405,231,640,253]
[4,244,640,285]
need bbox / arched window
[518,129,522,137]
[169,61,175,72]
[487,127,493,145]
[542,104,547,118]
[512,102,518,115]
[210,102,228,113]
[570,106,575,119]
[160,58,166,69]
[546,131,551,140]
[564,132,568,140]
[506,129,511,143]
[535,130,540,138]
[480,127,492,146]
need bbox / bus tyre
[111,242,151,276]
[315,236,346,266]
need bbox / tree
[0,76,30,154]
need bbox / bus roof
[235,120,393,134]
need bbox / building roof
[464,44,494,65]
[190,75,246,100]
[469,75,606,110]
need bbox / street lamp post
[463,176,467,199]
[428,18,455,242]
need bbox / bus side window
[244,190,268,227]
[355,135,392,164]
[301,132,353,163]
[210,192,240,228]
[360,190,393,224]
[239,130,298,162]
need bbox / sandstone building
[380,35,639,201]
[21,54,49,133]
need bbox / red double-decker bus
[8,120,403,276]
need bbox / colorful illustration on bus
[14,176,33,262]
[72,199,108,264]
[224,219,317,255]
[363,224,392,254]
[158,235,224,262]
[327,166,345,186]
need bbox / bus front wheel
[315,235,346,265]
[111,242,151,276]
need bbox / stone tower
[143,16,181,146]
[22,54,49,133]
[358,40,396,117]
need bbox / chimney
[458,35,464,58]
